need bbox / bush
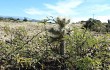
[106,22,110,32]
[23,17,28,22]
[83,18,104,32]
[0,18,110,70]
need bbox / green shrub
[83,18,105,32]
[0,18,110,70]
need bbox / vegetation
[106,20,110,32]
[48,17,70,55]
[83,18,106,32]
[0,17,110,70]
[0,16,20,22]
[23,17,28,22]
[0,16,38,22]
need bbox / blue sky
[0,0,110,22]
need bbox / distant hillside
[0,16,40,22]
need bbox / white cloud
[71,15,110,22]
[91,4,110,13]
[96,15,110,22]
[24,8,52,17]
[71,16,110,23]
[24,8,42,15]
[45,0,83,16]
[70,17,89,22]
[24,0,110,22]
[24,0,84,20]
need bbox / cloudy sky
[0,0,110,22]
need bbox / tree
[108,19,110,24]
[0,16,4,21]
[23,17,28,22]
[83,18,102,32]
[106,19,110,32]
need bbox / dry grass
[0,21,82,41]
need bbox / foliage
[83,18,105,32]
[106,22,110,32]
[48,17,70,55]
[23,17,28,22]
[0,18,110,70]
[0,16,29,22]
[64,28,110,70]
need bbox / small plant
[83,18,103,32]
[0,17,110,70]
[48,17,70,55]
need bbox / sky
[0,0,110,22]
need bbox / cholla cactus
[49,17,70,55]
